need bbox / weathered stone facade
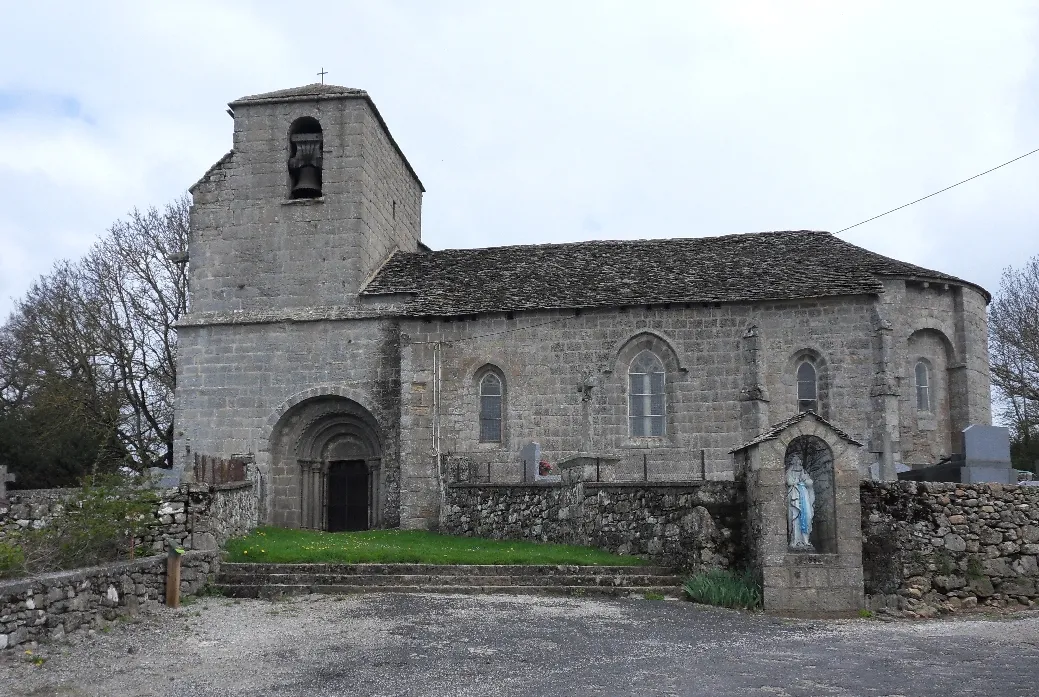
[0,550,217,650]
[174,83,992,536]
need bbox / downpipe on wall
[432,341,446,529]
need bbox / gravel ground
[2,594,1039,696]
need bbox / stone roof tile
[230,84,367,105]
[362,231,983,316]
[730,412,864,453]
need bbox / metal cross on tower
[317,68,328,84]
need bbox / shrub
[19,472,159,574]
[0,540,26,579]
[683,569,762,610]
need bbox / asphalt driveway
[3,593,1038,696]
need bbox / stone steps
[216,573,682,588]
[215,583,686,599]
[214,563,686,599]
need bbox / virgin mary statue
[786,455,815,550]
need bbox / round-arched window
[797,360,818,413]
[915,360,931,412]
[479,373,503,442]
[629,350,665,437]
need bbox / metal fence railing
[442,449,710,485]
[193,453,249,485]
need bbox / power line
[836,147,1039,234]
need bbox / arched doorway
[268,396,382,531]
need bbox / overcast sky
[1,1,1037,320]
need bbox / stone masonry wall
[188,95,421,316]
[861,481,1039,616]
[0,550,218,650]
[174,318,403,527]
[0,483,256,552]
[884,281,992,467]
[442,481,744,570]
[401,297,878,528]
[399,281,989,529]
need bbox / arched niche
[268,395,382,531]
[903,328,957,462]
[784,435,837,554]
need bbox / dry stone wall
[0,482,256,552]
[861,481,1039,616]
[0,550,217,650]
[442,480,744,570]
[446,476,1039,616]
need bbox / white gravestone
[520,442,541,483]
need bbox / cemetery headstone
[961,425,1014,484]
[520,442,540,482]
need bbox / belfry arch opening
[268,396,382,531]
[288,116,323,199]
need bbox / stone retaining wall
[0,550,218,650]
[445,477,1039,616]
[0,489,78,538]
[861,481,1039,616]
[442,481,745,570]
[0,482,256,552]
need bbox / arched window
[479,373,503,442]
[629,350,665,437]
[915,360,931,412]
[288,117,323,199]
[797,360,818,413]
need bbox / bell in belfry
[289,131,323,198]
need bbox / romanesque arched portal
[268,396,383,531]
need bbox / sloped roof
[361,230,984,316]
[730,411,864,453]
[229,83,367,106]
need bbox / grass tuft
[224,527,647,566]
[682,569,762,610]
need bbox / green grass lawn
[224,527,647,566]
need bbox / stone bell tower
[186,84,424,315]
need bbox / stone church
[174,84,992,533]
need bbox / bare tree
[79,199,189,467]
[989,255,1039,470]
[0,197,188,481]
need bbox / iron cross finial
[317,68,328,85]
